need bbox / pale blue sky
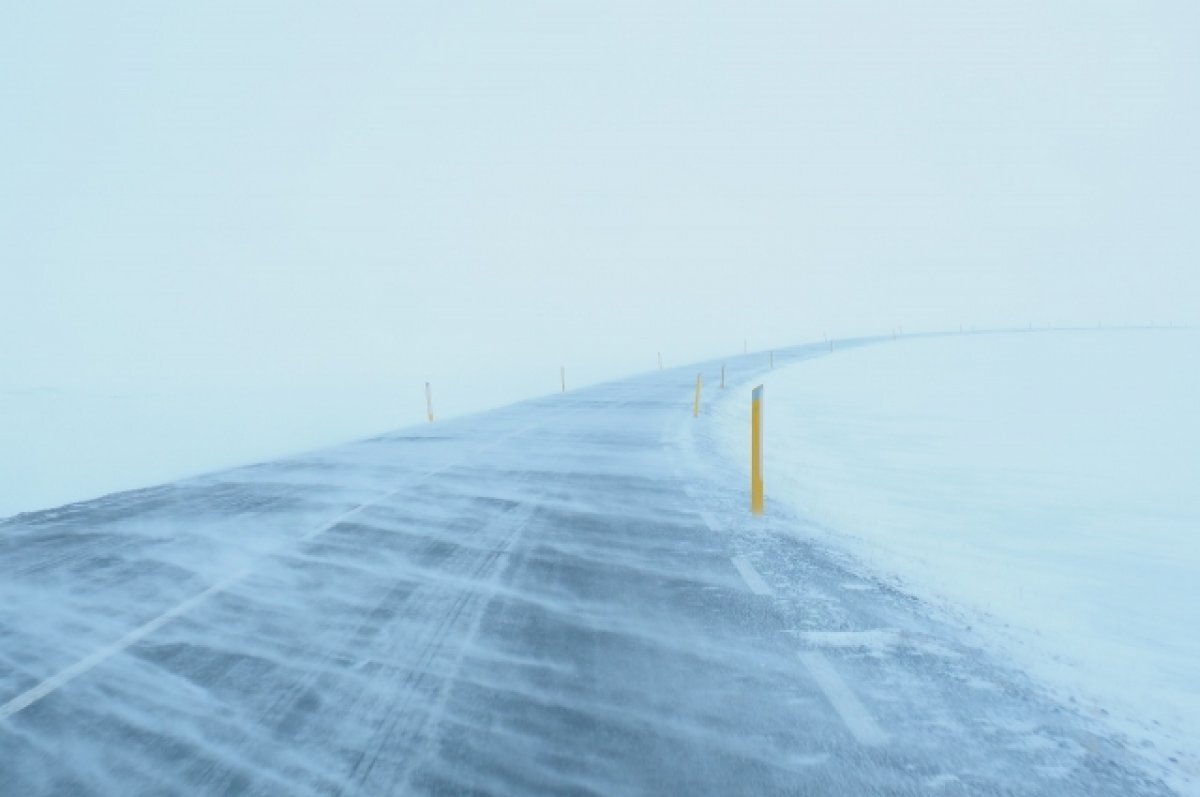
[4,2,1198,402]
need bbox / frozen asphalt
[0,341,1174,795]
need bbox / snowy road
[0,340,1174,795]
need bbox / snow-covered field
[716,329,1200,791]
[0,365,617,519]
[0,385,403,519]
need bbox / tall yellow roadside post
[425,382,435,423]
[693,373,702,418]
[751,385,764,515]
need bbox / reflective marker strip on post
[426,382,434,423]
[751,384,764,515]
[693,373,702,418]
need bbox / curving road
[0,340,1173,795]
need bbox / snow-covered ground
[0,364,622,519]
[0,385,402,519]
[716,329,1200,792]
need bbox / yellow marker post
[425,382,434,423]
[751,385,764,515]
[693,373,702,418]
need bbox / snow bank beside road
[0,384,409,519]
[716,330,1200,792]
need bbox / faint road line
[799,651,889,747]
[1,572,244,718]
[731,555,773,596]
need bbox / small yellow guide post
[693,373,702,418]
[751,385,764,515]
[425,382,434,423]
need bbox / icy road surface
[0,340,1174,795]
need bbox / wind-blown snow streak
[0,423,537,720]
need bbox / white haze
[3,2,1199,512]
